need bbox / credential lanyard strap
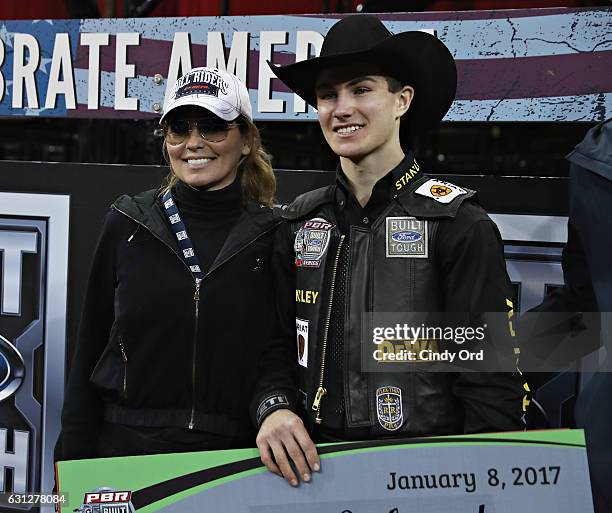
[162,189,204,282]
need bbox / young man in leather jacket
[252,15,526,486]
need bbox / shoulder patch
[415,179,467,204]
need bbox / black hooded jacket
[59,188,282,459]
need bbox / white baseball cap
[160,66,253,123]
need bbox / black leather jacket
[253,169,525,438]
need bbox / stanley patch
[386,217,428,258]
[394,159,421,191]
[376,386,403,431]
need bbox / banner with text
[0,8,610,122]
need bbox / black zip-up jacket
[253,167,525,437]
[60,189,282,460]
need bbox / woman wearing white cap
[58,67,282,457]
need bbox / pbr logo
[294,218,333,268]
[376,386,403,431]
[75,488,135,513]
[386,217,428,258]
[0,193,69,504]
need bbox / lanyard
[162,189,204,282]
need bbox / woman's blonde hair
[160,117,276,207]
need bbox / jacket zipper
[118,336,128,399]
[113,206,280,430]
[188,278,202,429]
[312,234,346,424]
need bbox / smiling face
[315,63,413,169]
[164,106,250,190]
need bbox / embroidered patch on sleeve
[415,179,467,204]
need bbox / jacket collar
[112,188,282,274]
[208,202,282,274]
[284,153,423,221]
[335,151,418,201]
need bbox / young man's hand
[256,409,320,486]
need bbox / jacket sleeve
[59,211,120,459]
[522,219,600,370]
[250,221,300,427]
[437,203,526,433]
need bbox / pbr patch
[415,179,467,204]
[386,216,428,258]
[294,217,333,268]
[75,488,135,513]
[376,386,404,431]
[296,318,309,367]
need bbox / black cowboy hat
[269,14,457,138]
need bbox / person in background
[530,119,611,513]
[58,67,281,458]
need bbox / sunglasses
[162,119,242,144]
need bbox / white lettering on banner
[0,230,38,315]
[12,33,40,109]
[206,31,249,84]
[0,429,30,492]
[165,32,193,108]
[114,33,140,110]
[1,25,437,115]
[258,31,288,113]
[45,33,76,109]
[293,31,323,113]
[80,32,110,109]
[0,38,5,103]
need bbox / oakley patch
[376,386,404,431]
[296,318,309,368]
[294,218,333,268]
[415,179,467,204]
[386,217,428,258]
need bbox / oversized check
[56,429,593,513]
